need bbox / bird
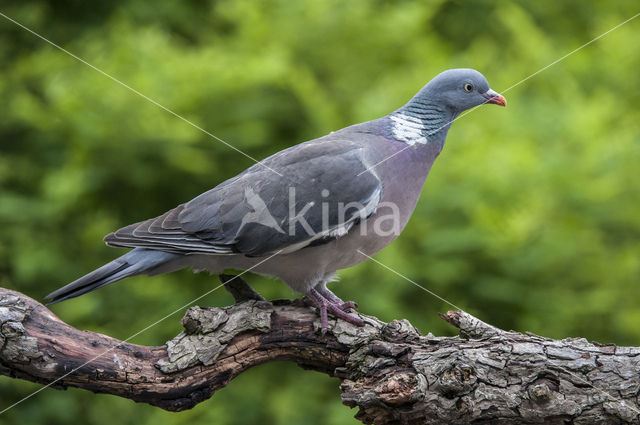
[46,68,506,332]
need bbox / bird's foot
[315,285,358,313]
[305,288,364,334]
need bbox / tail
[45,248,180,304]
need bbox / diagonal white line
[358,250,640,416]
[0,11,283,177]
[500,11,640,94]
[357,249,465,311]
[3,5,640,417]
[357,11,640,176]
[0,250,283,415]
[356,102,486,176]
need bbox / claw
[305,288,364,333]
[338,301,358,312]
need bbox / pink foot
[305,288,364,334]
[316,286,358,312]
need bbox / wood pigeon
[46,68,506,332]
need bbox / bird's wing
[104,139,382,256]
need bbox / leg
[305,287,364,334]
[219,274,265,302]
[315,284,358,312]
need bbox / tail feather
[46,248,179,304]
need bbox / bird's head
[419,68,506,112]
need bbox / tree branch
[1,284,639,424]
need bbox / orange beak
[483,89,507,107]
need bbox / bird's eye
[463,83,474,92]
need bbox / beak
[483,89,507,107]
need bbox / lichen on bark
[1,286,640,424]
[156,300,272,373]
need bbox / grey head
[389,68,505,147]
[413,68,506,112]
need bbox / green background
[1,1,639,424]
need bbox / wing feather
[104,138,382,256]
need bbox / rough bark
[1,283,639,424]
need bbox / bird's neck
[387,99,457,151]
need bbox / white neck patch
[389,112,428,146]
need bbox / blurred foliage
[1,0,639,424]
